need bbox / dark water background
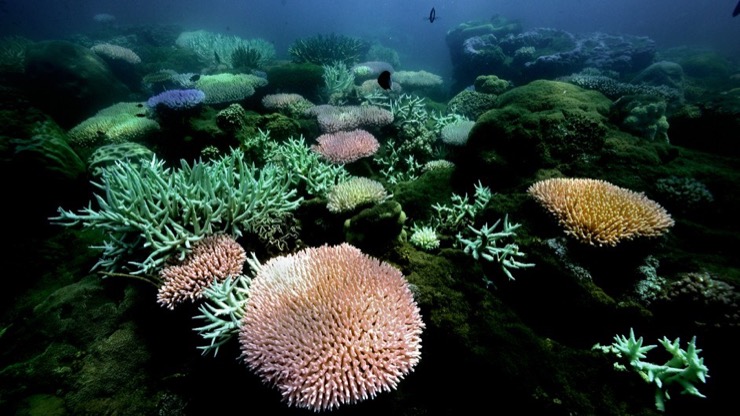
[2,0,739,77]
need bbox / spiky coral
[50,149,302,275]
[593,328,710,412]
[288,33,369,66]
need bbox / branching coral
[456,215,535,281]
[288,33,369,66]
[50,149,302,275]
[593,328,709,412]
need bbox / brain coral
[239,243,424,412]
[527,177,675,246]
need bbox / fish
[190,74,201,82]
[426,7,437,23]
[734,1,740,17]
[377,70,392,90]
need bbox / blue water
[2,0,739,77]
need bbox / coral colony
[5,9,731,414]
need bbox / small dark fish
[734,1,740,17]
[135,113,146,118]
[377,70,392,90]
[427,7,437,23]
[190,74,201,82]
[136,103,144,108]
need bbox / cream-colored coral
[527,178,675,246]
[67,102,159,147]
[326,177,388,213]
[195,73,267,104]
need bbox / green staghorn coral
[455,215,535,281]
[593,328,710,412]
[175,30,275,68]
[50,148,302,276]
[288,33,369,66]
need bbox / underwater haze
[1,0,739,415]
[2,0,740,75]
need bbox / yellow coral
[528,178,674,246]
[67,102,158,147]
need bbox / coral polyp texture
[527,178,674,246]
[311,129,380,164]
[326,177,388,213]
[157,234,246,310]
[90,43,141,64]
[146,89,206,111]
[238,243,424,412]
[306,104,394,133]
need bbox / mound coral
[326,177,388,213]
[67,102,159,147]
[146,89,205,111]
[194,73,267,104]
[306,104,394,133]
[528,178,674,246]
[91,43,141,64]
[239,243,424,412]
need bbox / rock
[24,40,131,128]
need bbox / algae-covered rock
[463,80,611,185]
[474,74,512,95]
[24,40,131,128]
[344,200,406,253]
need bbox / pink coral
[261,93,313,110]
[311,129,380,164]
[239,243,424,412]
[91,43,141,64]
[157,234,246,309]
[306,104,393,133]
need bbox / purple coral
[147,89,206,111]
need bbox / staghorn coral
[175,30,275,68]
[528,178,675,246]
[50,149,302,275]
[87,142,154,177]
[288,33,369,66]
[238,243,424,412]
[267,136,351,198]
